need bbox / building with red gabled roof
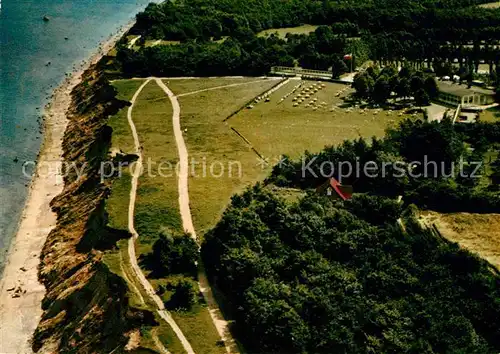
[316,177,353,201]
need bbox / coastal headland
[0,21,135,353]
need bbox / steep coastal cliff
[33,63,154,353]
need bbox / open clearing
[173,78,416,235]
[421,211,500,270]
[144,39,181,47]
[257,24,319,38]
[479,107,500,122]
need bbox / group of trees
[146,232,199,310]
[202,185,500,353]
[113,0,500,83]
[352,65,439,105]
[269,117,500,213]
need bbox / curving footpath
[126,78,195,354]
[155,78,239,354]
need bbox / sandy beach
[0,22,135,353]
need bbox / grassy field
[105,77,421,352]
[230,80,411,159]
[479,107,500,122]
[257,24,318,38]
[109,79,145,153]
[420,211,500,270]
[103,172,187,352]
[173,78,416,235]
[110,79,228,353]
[167,77,270,96]
[173,78,280,235]
[131,81,182,255]
[104,79,188,352]
[171,305,226,354]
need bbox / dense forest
[202,185,500,353]
[114,0,500,78]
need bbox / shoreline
[0,20,135,353]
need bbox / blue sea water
[0,0,152,274]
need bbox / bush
[150,232,199,276]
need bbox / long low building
[437,81,496,107]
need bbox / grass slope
[257,24,319,38]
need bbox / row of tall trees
[116,0,500,79]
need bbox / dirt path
[155,78,239,354]
[126,78,195,354]
[176,78,273,97]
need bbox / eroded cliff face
[33,64,152,353]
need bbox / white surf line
[176,78,279,97]
[155,78,239,354]
[126,78,195,354]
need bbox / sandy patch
[420,211,500,270]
